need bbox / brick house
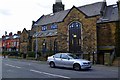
[0,38,2,53]
[2,31,21,52]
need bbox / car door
[54,54,62,66]
[61,54,73,67]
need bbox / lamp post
[34,24,38,60]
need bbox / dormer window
[42,25,47,31]
[51,24,58,29]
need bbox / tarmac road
[2,57,119,80]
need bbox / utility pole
[35,25,38,60]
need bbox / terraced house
[2,31,21,53]
[20,0,119,65]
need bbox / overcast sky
[0,0,118,38]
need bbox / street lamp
[34,23,38,60]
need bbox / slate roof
[33,29,57,38]
[35,2,104,26]
[36,10,70,26]
[97,4,118,23]
[78,2,103,17]
[13,34,20,39]
[35,1,118,26]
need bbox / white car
[47,53,92,71]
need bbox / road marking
[5,64,21,69]
[30,69,70,79]
[15,66,21,69]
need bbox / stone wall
[97,22,116,46]
[31,7,99,54]
[20,29,29,53]
[57,7,99,53]
[32,36,57,52]
[32,23,58,52]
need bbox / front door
[97,52,104,64]
[69,22,81,53]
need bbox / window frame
[42,25,47,31]
[54,54,61,58]
[61,54,69,59]
[51,24,58,29]
[69,22,81,29]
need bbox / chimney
[32,21,36,26]
[56,0,62,3]
[100,0,107,16]
[53,0,64,13]
[17,31,21,35]
[9,32,12,36]
[2,35,5,39]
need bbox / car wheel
[73,63,81,71]
[49,62,55,68]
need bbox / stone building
[97,3,119,64]
[20,28,32,54]
[32,1,104,59]
[21,0,119,64]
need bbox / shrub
[2,51,18,56]
[27,51,35,57]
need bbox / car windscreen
[68,54,79,59]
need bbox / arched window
[54,38,58,54]
[69,21,82,53]
[42,39,47,54]
[69,22,81,29]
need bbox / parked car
[47,53,92,71]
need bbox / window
[68,54,79,59]
[69,21,82,53]
[69,22,81,29]
[54,54,61,58]
[51,24,58,29]
[42,26,47,31]
[61,54,68,59]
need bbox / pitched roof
[97,4,118,23]
[78,2,103,17]
[36,10,70,26]
[35,1,118,26]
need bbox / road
[2,57,119,80]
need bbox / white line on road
[5,64,21,69]
[30,69,70,79]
